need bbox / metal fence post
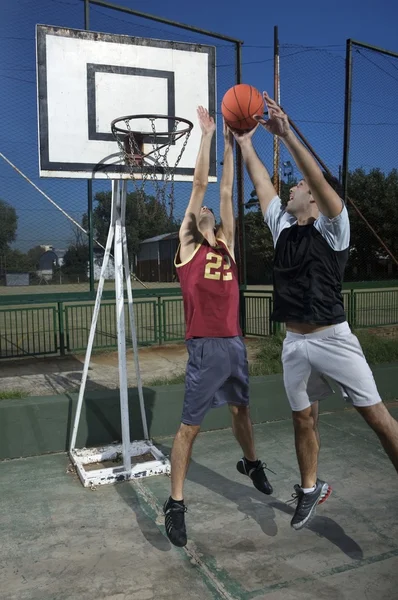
[273,26,281,196]
[350,288,357,329]
[158,296,163,345]
[342,39,353,203]
[240,289,246,336]
[235,41,247,289]
[57,302,66,356]
[85,1,95,293]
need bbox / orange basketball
[221,84,264,131]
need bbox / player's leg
[283,334,331,529]
[229,404,256,461]
[307,322,398,474]
[220,337,273,494]
[164,338,230,546]
[293,405,319,489]
[170,423,201,502]
[293,371,329,484]
[355,403,398,473]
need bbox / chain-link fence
[275,41,398,284]
[0,0,87,296]
[0,0,240,299]
[2,1,397,303]
[344,40,398,281]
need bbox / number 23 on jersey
[204,252,233,281]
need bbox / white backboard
[36,25,216,181]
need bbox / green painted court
[2,404,398,600]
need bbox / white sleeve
[314,203,350,251]
[264,196,296,246]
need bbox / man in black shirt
[233,92,398,530]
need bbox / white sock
[302,485,316,494]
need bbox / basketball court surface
[1,405,398,600]
[0,16,395,600]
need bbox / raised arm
[178,107,215,262]
[255,92,342,218]
[233,125,277,217]
[218,121,235,255]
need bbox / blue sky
[1,0,398,252]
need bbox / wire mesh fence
[0,0,240,299]
[244,42,347,285]
[276,41,398,283]
[345,41,398,281]
[1,1,398,304]
[0,0,88,296]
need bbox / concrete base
[0,363,397,460]
[1,407,398,599]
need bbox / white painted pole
[69,209,115,452]
[121,181,149,440]
[114,180,132,473]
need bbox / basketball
[221,84,264,131]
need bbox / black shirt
[265,196,350,325]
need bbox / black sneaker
[163,498,188,547]
[237,458,274,495]
[290,479,332,530]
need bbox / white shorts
[282,321,382,412]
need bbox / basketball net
[111,116,193,219]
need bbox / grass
[146,327,398,385]
[0,390,25,400]
[147,373,186,386]
[249,328,398,376]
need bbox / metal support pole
[84,0,90,29]
[88,0,243,43]
[342,39,353,203]
[114,180,132,473]
[88,181,94,292]
[84,1,94,293]
[235,41,247,290]
[69,185,116,452]
[121,181,149,440]
[273,26,281,196]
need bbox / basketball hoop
[111,114,193,217]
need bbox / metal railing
[0,286,397,359]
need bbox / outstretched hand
[223,119,234,148]
[197,106,216,136]
[253,92,291,138]
[229,123,259,146]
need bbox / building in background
[136,232,179,282]
[91,247,115,281]
[37,247,66,282]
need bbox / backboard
[36,25,216,181]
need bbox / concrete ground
[1,404,398,600]
[0,339,262,397]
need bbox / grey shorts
[181,336,249,426]
[282,321,382,411]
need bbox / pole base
[69,441,170,487]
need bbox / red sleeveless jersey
[176,238,242,339]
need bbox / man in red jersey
[163,106,273,547]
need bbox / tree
[62,243,89,282]
[244,208,274,284]
[244,179,295,284]
[0,199,17,254]
[1,249,31,273]
[26,245,45,270]
[347,168,398,280]
[83,190,179,259]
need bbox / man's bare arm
[218,122,235,254]
[256,92,342,218]
[233,125,277,217]
[179,107,215,261]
